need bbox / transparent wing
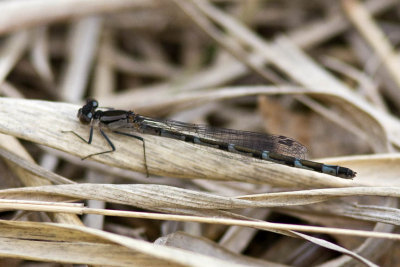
[139,116,308,159]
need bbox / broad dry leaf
[0,97,362,188]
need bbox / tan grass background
[0,0,400,266]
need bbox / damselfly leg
[62,126,150,176]
[113,130,149,176]
[61,125,116,159]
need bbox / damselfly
[63,99,356,179]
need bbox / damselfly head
[77,99,99,124]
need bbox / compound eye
[92,100,99,108]
[86,98,98,109]
[77,108,92,124]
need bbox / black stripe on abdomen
[141,126,356,178]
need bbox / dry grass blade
[2,183,400,233]
[0,97,360,188]
[333,203,400,225]
[277,200,400,226]
[239,186,400,202]
[294,232,378,267]
[0,219,248,267]
[0,147,74,185]
[0,124,82,225]
[0,0,157,35]
[0,198,391,266]
[0,31,30,82]
[0,237,168,267]
[0,184,257,210]
[342,0,400,99]
[2,184,400,212]
[288,0,397,48]
[1,198,399,241]
[155,232,280,267]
